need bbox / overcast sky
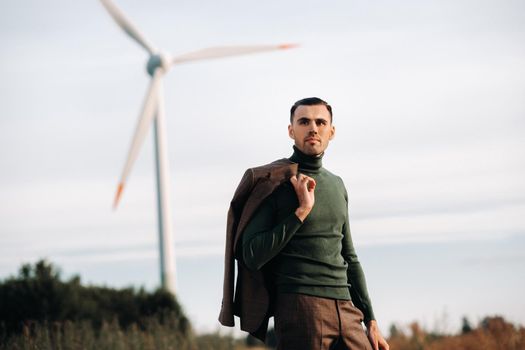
[1,0,524,335]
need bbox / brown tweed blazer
[218,158,298,341]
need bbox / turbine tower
[100,0,295,295]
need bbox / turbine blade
[100,0,156,54]
[171,44,298,65]
[113,70,163,209]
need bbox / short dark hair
[290,97,333,123]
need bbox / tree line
[0,260,191,347]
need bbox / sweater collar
[289,146,323,172]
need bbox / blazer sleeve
[218,168,255,326]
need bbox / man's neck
[289,146,323,172]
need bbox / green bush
[0,260,189,339]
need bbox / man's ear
[288,124,294,139]
[329,125,336,140]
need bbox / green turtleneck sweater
[242,147,375,323]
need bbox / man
[219,97,388,350]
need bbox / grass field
[2,315,524,350]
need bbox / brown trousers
[274,293,373,350]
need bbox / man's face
[288,104,335,156]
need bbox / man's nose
[309,123,318,134]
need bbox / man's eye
[299,120,308,125]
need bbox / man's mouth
[305,137,319,143]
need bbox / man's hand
[366,320,389,350]
[290,174,316,222]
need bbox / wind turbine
[100,0,296,295]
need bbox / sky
[1,0,524,336]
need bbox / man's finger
[291,176,304,184]
[301,175,312,183]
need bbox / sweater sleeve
[242,192,303,271]
[341,190,376,323]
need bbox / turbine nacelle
[146,53,172,77]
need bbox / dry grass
[2,314,523,350]
[388,316,525,350]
